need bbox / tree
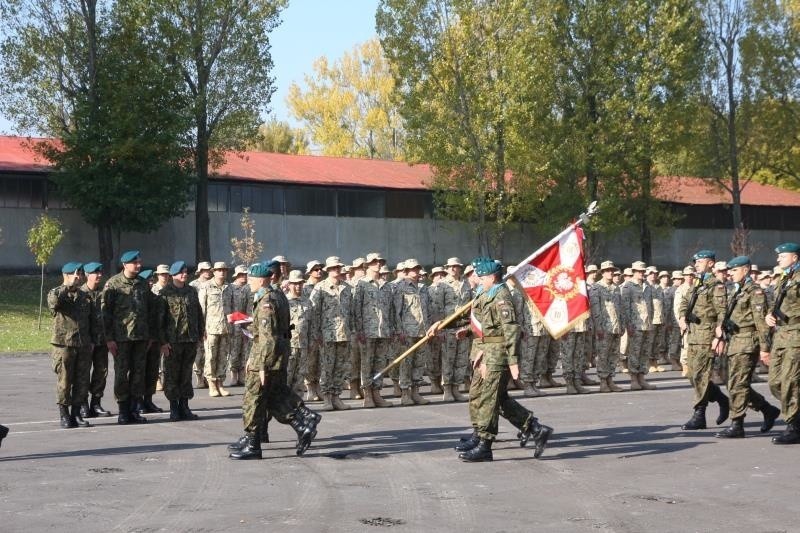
[151,0,287,263]
[252,118,309,154]
[27,213,64,330]
[288,38,404,160]
[230,207,264,266]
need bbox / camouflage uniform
[425,279,445,386]
[199,280,234,381]
[674,282,692,366]
[102,272,151,403]
[559,322,586,385]
[621,279,653,374]
[663,285,681,364]
[650,284,666,365]
[156,284,204,401]
[144,285,164,398]
[393,278,429,389]
[590,279,624,379]
[229,282,252,375]
[768,269,800,424]
[287,292,311,392]
[48,284,95,407]
[303,281,322,390]
[440,276,473,386]
[79,282,107,403]
[189,278,208,381]
[310,278,352,395]
[352,277,394,390]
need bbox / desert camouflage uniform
[663,285,681,362]
[352,277,394,390]
[650,284,666,364]
[310,278,352,395]
[393,278,429,389]
[228,282,252,374]
[199,280,234,381]
[425,278,445,385]
[440,276,473,386]
[621,279,653,374]
[48,284,95,407]
[508,282,546,386]
[674,282,692,366]
[287,292,311,392]
[189,278,208,380]
[559,320,586,383]
[590,279,624,379]
[303,281,321,388]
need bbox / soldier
[198,262,234,398]
[352,252,395,407]
[621,261,657,390]
[581,264,599,385]
[425,266,446,395]
[272,255,291,284]
[303,259,324,401]
[310,256,353,411]
[139,264,170,415]
[286,270,311,395]
[379,265,391,282]
[48,262,95,428]
[347,257,368,399]
[102,250,151,424]
[437,257,552,462]
[228,265,251,387]
[612,269,622,286]
[765,243,800,444]
[228,262,322,460]
[152,264,172,393]
[79,262,112,418]
[156,261,204,421]
[618,266,635,373]
[438,258,472,401]
[190,261,212,388]
[713,256,780,438]
[674,266,696,376]
[664,271,684,371]
[394,259,431,405]
[678,250,730,430]
[591,261,625,392]
[647,268,666,373]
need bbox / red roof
[1,135,799,206]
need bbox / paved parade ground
[0,353,797,533]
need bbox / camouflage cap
[272,255,289,264]
[623,267,634,276]
[195,261,212,273]
[464,264,474,276]
[324,256,345,270]
[585,264,598,273]
[342,265,352,274]
[155,264,170,275]
[366,252,385,264]
[213,261,229,270]
[671,270,683,280]
[431,266,445,275]
[379,265,390,274]
[404,258,421,270]
[287,269,305,283]
[631,261,647,272]
[599,260,615,271]
[645,266,658,275]
[713,261,728,271]
[306,259,323,272]
[234,264,248,276]
[352,257,366,269]
[658,270,669,278]
[682,265,696,275]
[445,257,464,267]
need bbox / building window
[337,189,386,218]
[208,182,229,212]
[386,190,432,218]
[0,176,47,208]
[285,187,336,216]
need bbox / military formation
[42,241,800,463]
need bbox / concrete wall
[0,206,792,272]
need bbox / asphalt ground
[0,353,796,533]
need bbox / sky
[0,0,382,135]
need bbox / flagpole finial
[579,201,599,225]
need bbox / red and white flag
[507,224,590,339]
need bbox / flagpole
[370,201,599,385]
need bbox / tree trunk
[37,263,44,331]
[98,223,114,274]
[640,161,653,263]
[195,123,211,264]
[726,47,742,229]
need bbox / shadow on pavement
[0,442,228,463]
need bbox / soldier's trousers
[544,336,560,375]
[242,369,303,435]
[144,341,161,396]
[727,350,767,419]
[687,343,716,409]
[204,334,230,380]
[360,338,390,389]
[469,366,532,441]
[666,326,681,360]
[228,330,249,373]
[304,342,321,385]
[349,332,363,384]
[583,330,594,369]
[650,324,665,362]
[595,333,621,379]
[51,345,91,406]
[519,334,541,383]
[427,337,442,382]
[442,331,468,385]
[531,334,550,381]
[559,332,584,378]
[113,340,147,403]
[320,341,350,395]
[770,327,800,423]
[626,330,652,374]
[193,342,205,378]
[619,331,629,362]
[287,347,305,392]
[399,337,426,389]
[163,342,196,401]
[87,344,108,399]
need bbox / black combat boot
[772,419,800,445]
[179,398,198,420]
[715,417,744,439]
[117,402,131,425]
[0,424,8,448]
[760,403,781,433]
[169,400,181,422]
[141,396,163,414]
[60,405,77,428]
[80,401,93,419]
[681,405,707,430]
[518,416,537,447]
[289,409,318,456]
[459,439,493,462]
[129,399,148,424]
[228,434,248,451]
[72,404,91,427]
[229,432,262,460]
[455,430,480,452]
[710,384,729,425]
[90,397,111,417]
[532,423,553,459]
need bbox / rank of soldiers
[44,242,800,463]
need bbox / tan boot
[681,364,689,377]
[573,377,590,394]
[411,386,430,405]
[400,388,414,406]
[362,388,376,408]
[538,373,554,388]
[332,393,351,410]
[350,380,362,400]
[372,388,394,407]
[430,378,443,395]
[606,376,624,392]
[670,358,682,371]
[228,370,237,387]
[565,376,579,395]
[621,360,629,373]
[452,384,468,401]
[523,382,543,397]
[208,378,220,397]
[549,373,565,387]
[321,392,334,411]
[459,382,469,393]
[637,373,657,390]
[442,384,455,402]
[629,373,643,391]
[216,379,231,397]
[599,378,611,393]
[393,381,402,397]
[155,377,163,391]
[196,374,208,389]
[580,372,599,386]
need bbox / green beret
[61,261,83,273]
[727,256,750,269]
[249,263,272,278]
[169,261,187,276]
[138,269,153,280]
[472,256,502,277]
[775,242,800,254]
[83,262,102,274]
[120,250,141,263]
[692,249,715,261]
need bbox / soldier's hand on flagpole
[509,364,519,380]
[259,370,266,387]
[106,341,118,357]
[426,321,442,338]
[456,327,468,340]
[161,343,172,356]
[760,351,770,365]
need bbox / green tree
[230,207,264,266]
[151,0,287,263]
[288,38,404,160]
[252,118,309,154]
[27,213,64,330]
